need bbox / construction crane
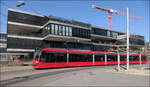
[92,5,142,30]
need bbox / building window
[55,24,58,35]
[66,26,69,36]
[112,32,118,38]
[62,26,65,36]
[107,31,111,37]
[69,27,72,36]
[49,24,72,37]
[47,25,50,30]
[51,24,55,34]
[0,34,7,40]
[0,43,7,48]
[58,25,62,35]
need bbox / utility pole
[105,53,107,65]
[139,53,142,68]
[117,52,120,71]
[126,8,130,70]
[93,52,95,65]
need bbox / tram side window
[120,55,126,61]
[130,56,139,61]
[141,56,147,61]
[40,51,67,62]
[95,55,105,61]
[107,55,117,61]
[56,53,67,62]
[69,54,92,62]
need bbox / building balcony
[7,21,42,32]
[7,35,43,40]
[117,44,145,48]
[91,34,117,41]
[0,39,7,42]
[93,42,118,47]
[43,34,91,43]
[117,34,144,40]
[7,48,35,52]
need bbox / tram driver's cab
[32,51,40,67]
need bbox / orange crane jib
[92,5,142,30]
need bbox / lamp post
[64,41,69,67]
[117,51,120,71]
[126,8,130,70]
[16,1,25,7]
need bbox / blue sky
[0,0,149,42]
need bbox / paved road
[1,66,33,73]
[1,64,149,87]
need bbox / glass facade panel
[66,26,69,36]
[43,24,90,38]
[107,31,111,37]
[69,27,72,36]
[58,25,62,35]
[0,43,7,48]
[47,25,50,30]
[62,26,65,36]
[112,32,118,38]
[92,28,107,36]
[55,24,58,35]
[129,38,145,45]
[51,24,55,34]
[7,38,42,49]
[0,33,7,40]
[72,28,90,38]
[8,10,48,26]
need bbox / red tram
[32,48,148,69]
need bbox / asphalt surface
[1,64,149,87]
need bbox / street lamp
[16,1,25,7]
[126,8,130,70]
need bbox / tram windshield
[34,51,40,61]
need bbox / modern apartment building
[6,8,145,61]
